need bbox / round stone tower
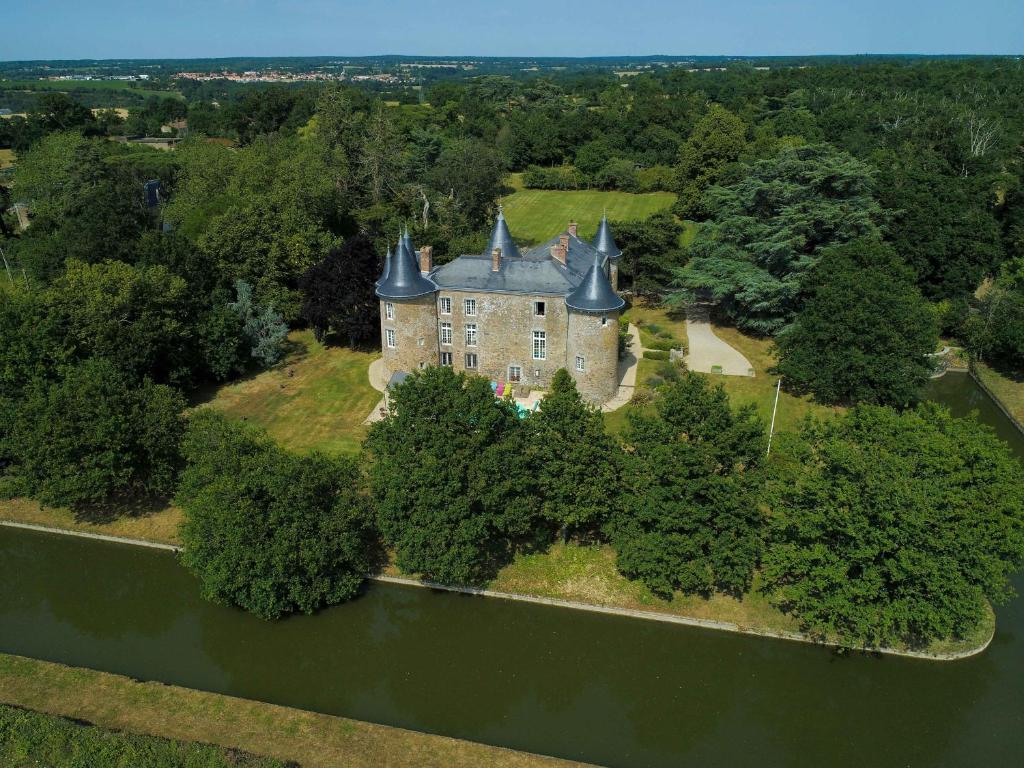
[376,232,438,383]
[565,250,625,404]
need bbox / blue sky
[3,0,1022,60]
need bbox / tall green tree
[673,144,884,335]
[8,358,184,507]
[775,240,938,406]
[764,404,1024,648]
[299,233,381,346]
[674,104,748,220]
[608,372,766,598]
[178,411,373,620]
[528,369,620,539]
[366,366,540,584]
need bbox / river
[1,372,1022,767]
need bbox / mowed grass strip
[0,148,15,169]
[0,497,183,546]
[0,654,589,768]
[973,362,1024,428]
[499,175,676,245]
[196,330,381,455]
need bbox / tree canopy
[775,240,938,406]
[764,404,1024,648]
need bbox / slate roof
[375,245,393,288]
[431,231,605,296]
[376,237,436,299]
[485,210,521,259]
[566,251,626,312]
[592,214,622,259]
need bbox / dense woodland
[2,58,1024,648]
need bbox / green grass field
[499,174,676,245]
[195,330,381,455]
[0,79,183,100]
[0,149,15,169]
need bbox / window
[534,301,546,317]
[440,297,451,314]
[441,352,453,366]
[532,330,546,360]
[440,322,452,345]
[601,316,608,326]
[465,353,478,369]
[575,355,585,372]
[466,323,478,347]
[419,362,426,369]
[464,298,477,316]
[385,302,394,320]
[509,365,522,383]
[385,328,396,348]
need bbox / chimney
[550,243,567,266]
[419,245,433,274]
[568,221,578,237]
[491,246,502,272]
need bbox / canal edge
[0,519,994,662]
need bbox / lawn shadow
[72,494,172,525]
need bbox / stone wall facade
[380,290,620,403]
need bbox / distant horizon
[4,1,1021,62]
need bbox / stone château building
[375,212,625,403]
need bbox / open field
[0,78,183,100]
[0,654,585,768]
[195,330,381,455]
[500,173,676,245]
[0,148,14,169]
[1,702,283,768]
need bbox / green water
[1,372,1022,767]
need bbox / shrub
[522,164,588,190]
[643,350,670,360]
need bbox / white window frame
[465,352,478,369]
[466,323,478,347]
[534,301,546,317]
[440,322,452,346]
[575,355,585,372]
[439,297,452,315]
[385,328,396,349]
[440,351,453,366]
[509,365,522,383]
[385,302,394,320]
[532,330,546,360]
[464,298,477,316]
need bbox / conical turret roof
[591,214,622,259]
[402,226,417,268]
[375,245,393,287]
[565,251,625,313]
[376,238,436,299]
[486,209,520,259]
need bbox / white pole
[766,377,782,457]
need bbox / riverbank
[972,362,1024,435]
[0,653,588,768]
[0,511,994,661]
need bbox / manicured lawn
[708,324,843,434]
[195,330,381,455]
[499,174,676,245]
[0,654,581,768]
[0,497,182,546]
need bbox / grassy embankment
[0,654,583,768]
[973,361,1024,428]
[499,173,676,245]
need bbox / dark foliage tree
[178,410,374,620]
[673,144,884,335]
[611,211,685,294]
[527,369,621,539]
[8,358,184,507]
[608,371,766,598]
[366,366,541,584]
[775,240,938,407]
[763,404,1024,648]
[300,233,381,346]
